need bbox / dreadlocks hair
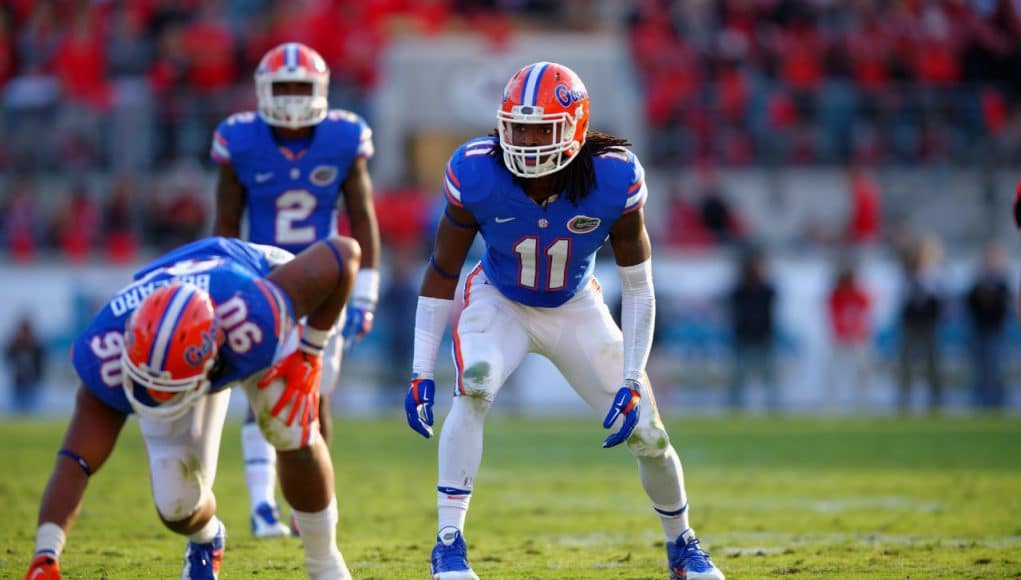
[489,129,632,206]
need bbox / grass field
[1,414,1019,579]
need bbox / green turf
[1,414,1019,578]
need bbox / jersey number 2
[513,238,570,290]
[275,190,317,245]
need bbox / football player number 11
[514,237,570,291]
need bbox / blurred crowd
[3,0,1016,174]
[1,1,1018,258]
[0,0,589,174]
[629,0,1021,166]
[0,0,590,262]
[2,163,210,262]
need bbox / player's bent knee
[452,390,494,419]
[458,360,499,401]
[259,415,322,451]
[151,455,207,522]
[626,425,672,458]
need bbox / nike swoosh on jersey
[255,172,274,183]
[494,217,516,223]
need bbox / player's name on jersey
[110,275,211,317]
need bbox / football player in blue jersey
[403,62,725,580]
[25,236,361,580]
[210,42,381,538]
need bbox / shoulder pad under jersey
[443,137,500,210]
[594,147,648,215]
[210,111,261,165]
[320,109,375,160]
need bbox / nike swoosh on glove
[602,381,641,448]
[405,377,435,439]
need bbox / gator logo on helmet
[567,215,601,234]
[184,327,219,367]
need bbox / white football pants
[438,266,688,527]
[143,328,322,522]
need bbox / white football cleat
[250,502,290,539]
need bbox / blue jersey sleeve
[210,112,260,166]
[323,109,374,161]
[72,306,134,414]
[593,148,648,217]
[211,276,296,390]
[443,137,499,216]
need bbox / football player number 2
[275,190,317,245]
[514,238,570,290]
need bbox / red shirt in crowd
[847,170,881,243]
[182,19,236,91]
[829,283,871,344]
[53,14,110,110]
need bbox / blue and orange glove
[25,554,61,579]
[405,376,436,439]
[258,349,322,430]
[602,380,641,448]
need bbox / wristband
[352,268,380,306]
[300,325,330,355]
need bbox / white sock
[437,485,472,534]
[242,422,277,512]
[188,516,222,544]
[292,497,350,580]
[655,500,690,542]
[34,522,66,559]
[636,446,691,540]
[436,397,487,535]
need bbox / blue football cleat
[250,501,290,538]
[181,521,225,580]
[667,529,724,580]
[430,527,479,580]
